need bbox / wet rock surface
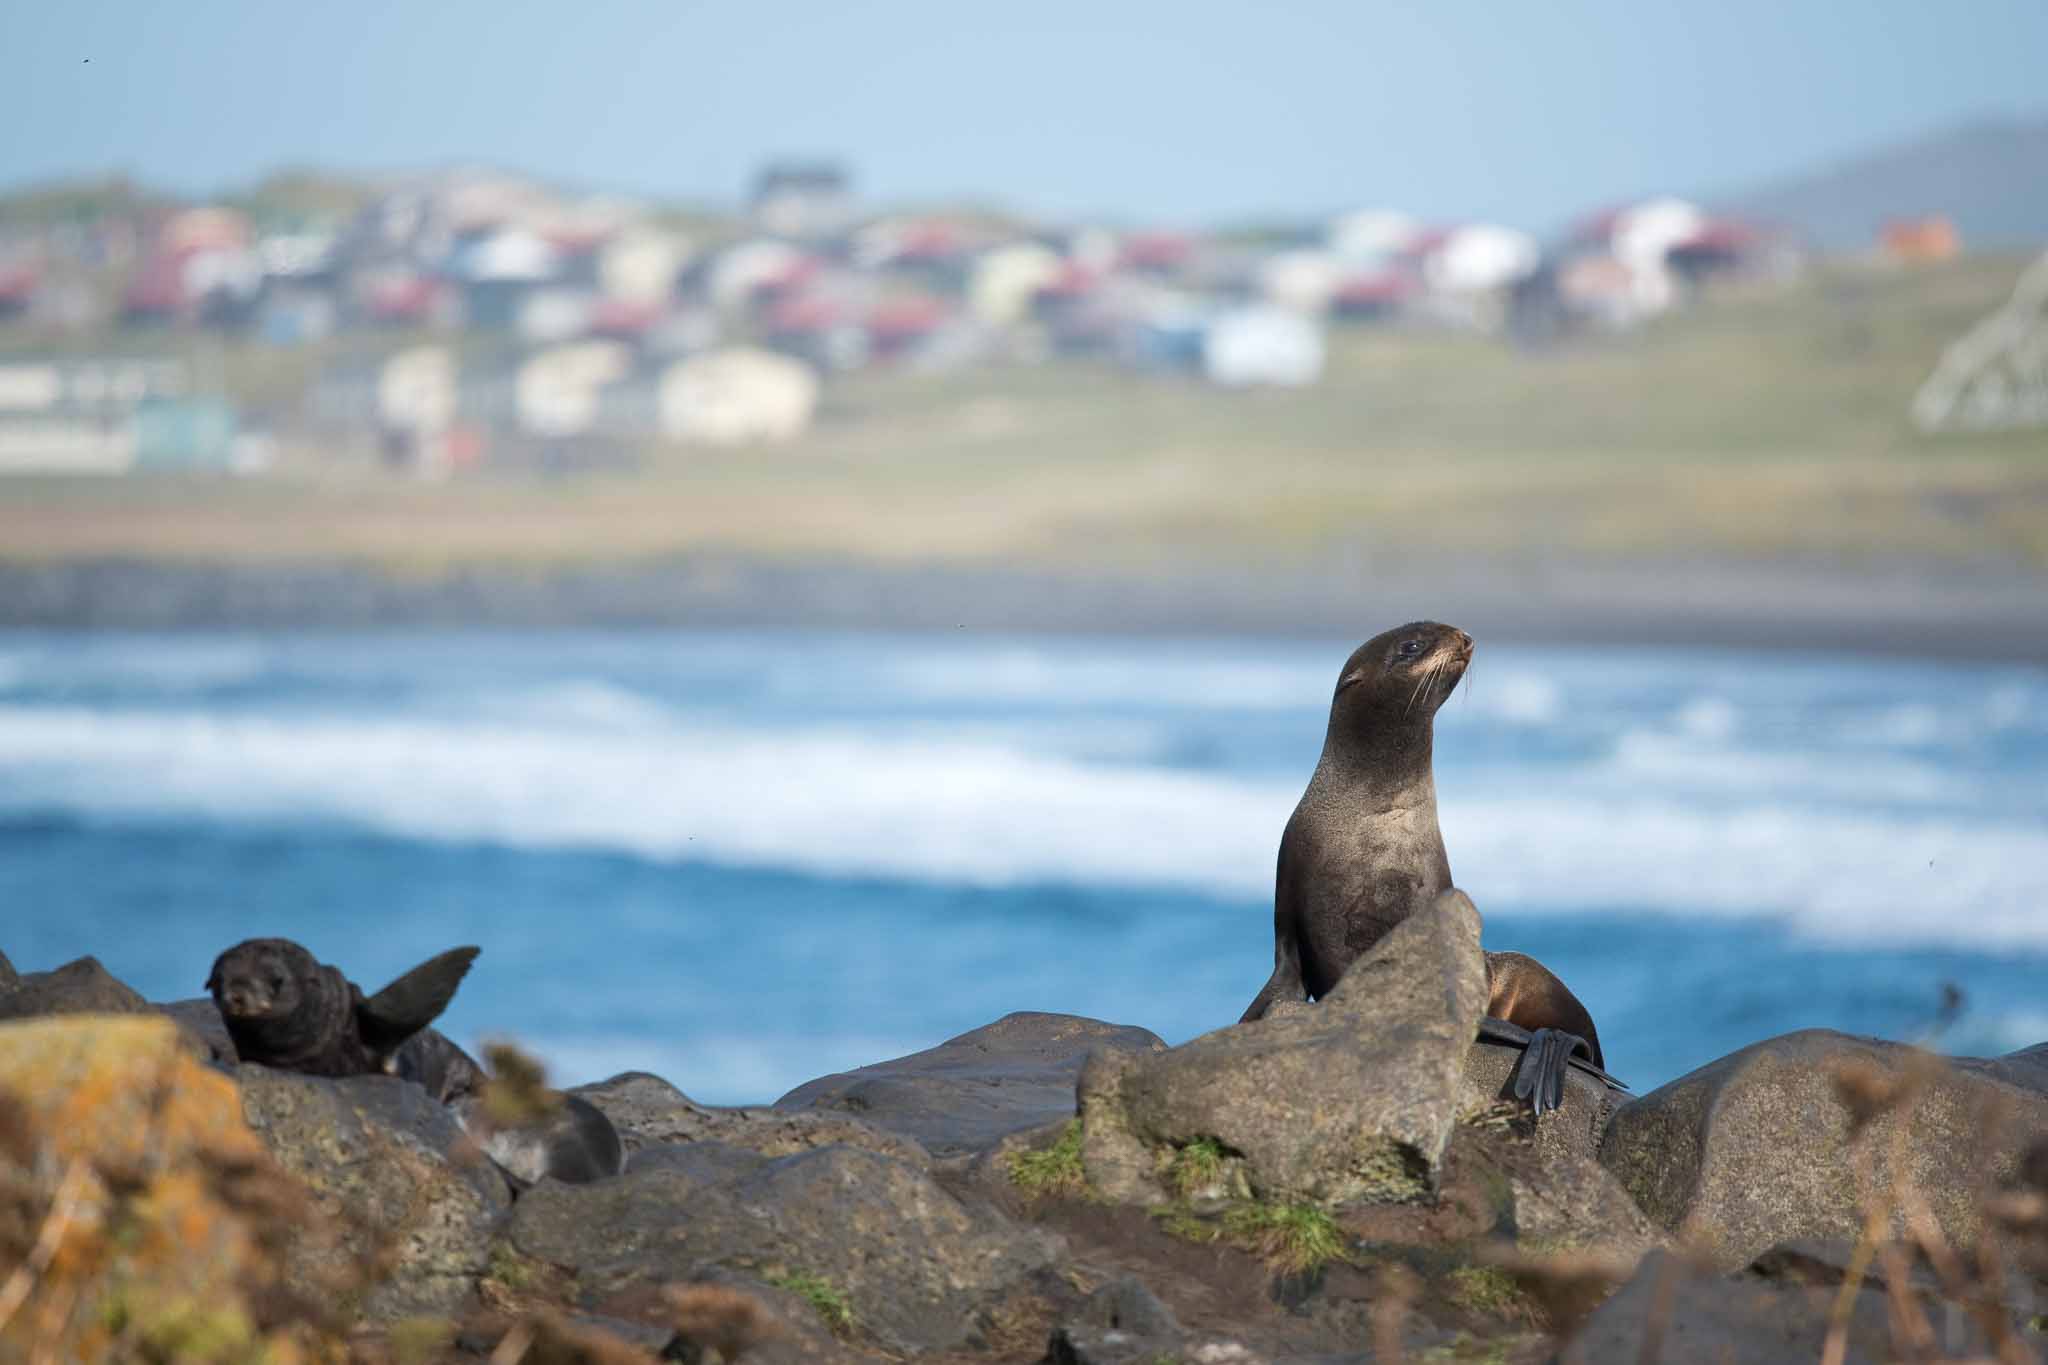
[1079,892,1489,1206]
[775,1011,1168,1157]
[1599,1027,2048,1269]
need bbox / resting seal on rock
[1240,621,1616,1111]
[207,938,479,1078]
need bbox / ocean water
[1,628,2044,1105]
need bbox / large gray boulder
[1561,1242,2022,1364]
[236,1067,513,1320]
[1079,890,1489,1206]
[0,955,148,1019]
[1461,1035,1624,1167]
[503,1140,1063,1354]
[1044,1275,1187,1365]
[574,1069,928,1166]
[1599,1029,2048,1270]
[1561,1249,1893,1364]
[775,1011,1167,1157]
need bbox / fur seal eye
[1398,640,1423,658]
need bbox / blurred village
[0,161,1999,478]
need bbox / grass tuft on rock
[1221,1200,1349,1274]
[1163,1136,1233,1200]
[1004,1119,1088,1197]
[766,1269,857,1337]
[1420,1331,1519,1364]
[1445,1265,1531,1320]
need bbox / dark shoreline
[3,552,2047,663]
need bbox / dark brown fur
[1239,622,1603,1067]
[207,938,478,1078]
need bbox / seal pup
[1239,621,1613,1112]
[206,938,479,1078]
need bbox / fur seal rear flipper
[358,946,480,1057]
[1478,1017,1627,1115]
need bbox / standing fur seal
[207,938,479,1078]
[1240,622,1615,1111]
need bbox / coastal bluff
[4,919,2048,1363]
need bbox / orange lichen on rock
[0,1013,352,1362]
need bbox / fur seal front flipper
[358,946,481,1057]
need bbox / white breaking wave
[2,701,2046,949]
[875,645,1334,711]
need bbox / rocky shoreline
[6,552,2048,662]
[5,903,2048,1363]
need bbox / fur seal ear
[358,946,480,1054]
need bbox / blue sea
[2,628,2045,1105]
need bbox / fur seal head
[1322,620,1473,762]
[207,938,353,1068]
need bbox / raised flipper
[1478,1016,1628,1114]
[358,946,480,1056]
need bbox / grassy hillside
[2,254,2044,573]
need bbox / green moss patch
[1445,1266,1531,1320]
[766,1269,857,1337]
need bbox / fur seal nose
[1454,630,1473,651]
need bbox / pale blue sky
[5,1,2045,229]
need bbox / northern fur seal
[207,938,479,1078]
[1240,621,1614,1111]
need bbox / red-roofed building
[866,296,947,359]
[1119,232,1197,274]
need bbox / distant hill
[1712,114,2048,250]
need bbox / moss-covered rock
[236,1066,512,1321]
[0,1013,351,1361]
[1080,891,1489,1207]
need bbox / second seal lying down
[1240,621,1618,1111]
